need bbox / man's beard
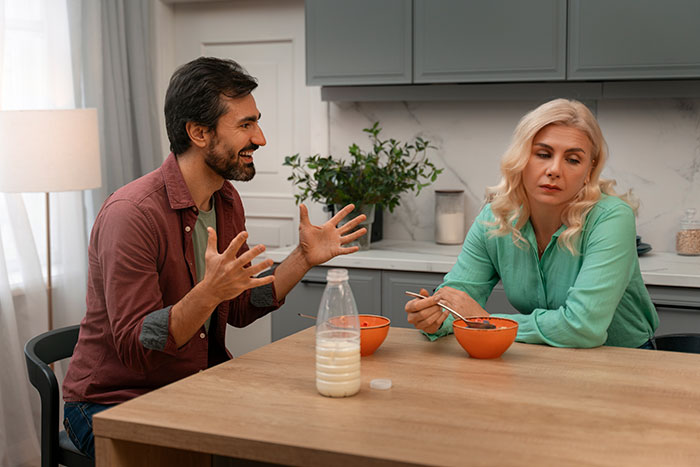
[205,138,257,181]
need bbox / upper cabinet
[414,0,566,83]
[568,0,700,80]
[305,0,412,86]
[306,0,700,88]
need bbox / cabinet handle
[653,302,697,311]
[301,278,327,286]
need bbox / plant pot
[335,204,375,251]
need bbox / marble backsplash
[328,98,700,253]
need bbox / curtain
[0,1,80,464]
[0,0,161,465]
[70,0,163,220]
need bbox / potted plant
[283,122,443,250]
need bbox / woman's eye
[567,158,581,164]
[536,153,550,159]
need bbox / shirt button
[185,226,191,232]
[200,332,205,339]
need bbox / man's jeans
[63,401,116,459]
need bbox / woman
[406,99,658,348]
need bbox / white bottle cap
[326,268,349,282]
[370,378,392,390]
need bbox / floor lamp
[0,109,101,331]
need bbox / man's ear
[185,122,210,149]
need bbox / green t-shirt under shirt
[193,199,217,332]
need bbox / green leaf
[283,121,442,209]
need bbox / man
[61,57,366,458]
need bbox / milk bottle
[315,268,361,397]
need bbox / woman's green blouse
[428,194,658,348]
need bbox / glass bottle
[315,268,361,397]
[676,208,700,256]
[435,190,466,245]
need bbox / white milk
[315,337,361,397]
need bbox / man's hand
[269,204,368,301]
[200,228,275,303]
[170,228,274,347]
[297,203,367,269]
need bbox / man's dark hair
[165,57,258,155]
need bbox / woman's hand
[405,288,449,334]
[432,286,489,319]
[405,286,489,334]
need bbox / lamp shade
[0,109,101,193]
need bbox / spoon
[404,291,496,329]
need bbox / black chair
[24,325,94,467]
[654,333,700,354]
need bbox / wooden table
[94,327,700,466]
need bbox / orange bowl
[359,314,390,356]
[452,317,518,359]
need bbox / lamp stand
[45,192,53,332]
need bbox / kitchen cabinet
[647,285,700,336]
[414,0,566,83]
[307,0,700,90]
[272,266,518,341]
[306,0,564,86]
[568,0,700,80]
[272,265,700,341]
[305,0,412,86]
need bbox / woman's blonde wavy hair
[485,98,637,255]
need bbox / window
[1,0,74,288]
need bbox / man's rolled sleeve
[250,269,277,308]
[139,306,179,354]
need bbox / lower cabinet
[272,265,700,342]
[647,285,700,336]
[272,266,518,341]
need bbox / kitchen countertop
[263,239,700,288]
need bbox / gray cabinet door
[647,285,700,336]
[382,271,520,329]
[305,0,412,85]
[382,270,445,328]
[568,0,700,80]
[413,0,566,83]
[271,266,382,341]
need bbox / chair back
[655,333,700,354]
[24,325,94,467]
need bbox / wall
[328,99,700,253]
